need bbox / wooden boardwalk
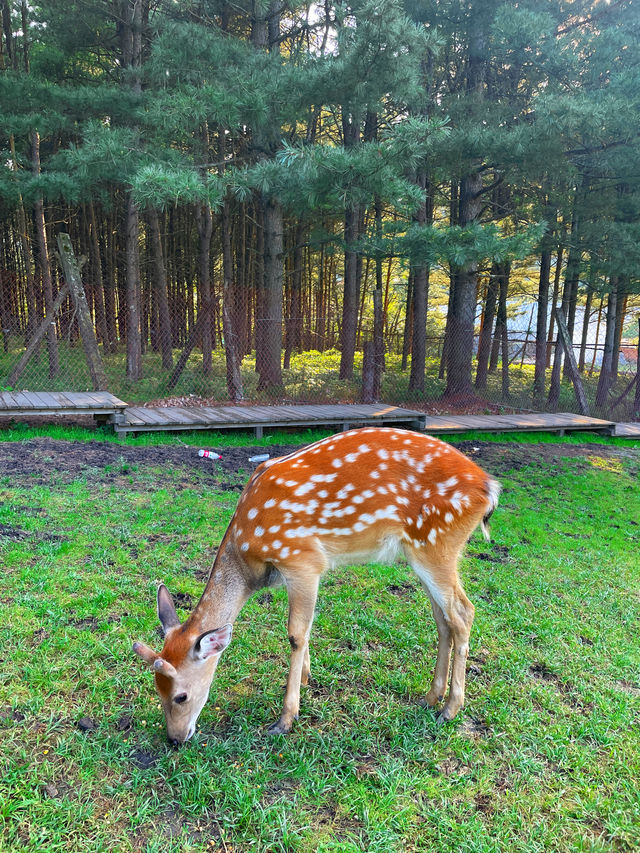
[114,405,619,437]
[0,392,635,439]
[115,403,427,436]
[614,422,640,438]
[0,390,127,420]
[421,411,616,436]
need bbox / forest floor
[0,431,639,852]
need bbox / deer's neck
[187,543,252,633]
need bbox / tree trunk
[88,202,109,352]
[578,287,592,373]
[476,267,498,390]
[257,197,284,391]
[31,130,58,379]
[195,200,214,374]
[284,221,304,370]
[409,171,431,393]
[533,248,551,399]
[146,207,173,370]
[125,194,142,381]
[444,22,485,398]
[221,195,243,400]
[595,284,618,409]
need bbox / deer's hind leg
[405,543,474,720]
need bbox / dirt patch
[0,437,304,488]
[0,435,637,490]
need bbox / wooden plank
[615,422,640,437]
[57,392,100,409]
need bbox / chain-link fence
[1,221,639,423]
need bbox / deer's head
[132,585,232,744]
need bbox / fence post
[56,233,108,391]
[555,305,589,415]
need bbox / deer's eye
[173,693,188,704]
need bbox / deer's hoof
[267,720,292,736]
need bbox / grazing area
[1,429,639,852]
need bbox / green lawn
[0,431,639,852]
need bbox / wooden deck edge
[114,413,426,434]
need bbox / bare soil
[0,435,637,489]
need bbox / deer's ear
[157,584,180,634]
[193,624,233,661]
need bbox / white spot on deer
[362,489,375,499]
[379,463,388,472]
[345,452,358,463]
[294,482,315,497]
[397,496,409,506]
[423,489,431,499]
[280,546,290,559]
[370,470,380,479]
[437,476,458,496]
[358,443,371,453]
[311,473,338,483]
[354,521,365,532]
[293,549,300,555]
[428,529,437,545]
[353,494,364,504]
[268,525,280,533]
[285,480,297,488]
[450,490,470,513]
[337,484,355,499]
[400,480,408,491]
[377,448,389,460]
[241,542,249,552]
[378,486,388,495]
[248,508,258,520]
[403,439,412,445]
[255,526,264,537]
[416,516,423,529]
[318,489,328,499]
[264,498,276,509]
[444,512,454,524]
[272,539,282,549]
[262,545,268,552]
[331,458,343,468]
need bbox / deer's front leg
[268,575,319,735]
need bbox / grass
[0,433,639,851]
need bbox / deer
[133,427,500,743]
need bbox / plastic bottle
[198,449,222,460]
[248,453,270,463]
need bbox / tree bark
[339,112,361,380]
[444,21,485,398]
[257,197,284,391]
[409,171,431,393]
[125,195,142,381]
[533,248,551,399]
[476,268,498,390]
[146,207,173,370]
[31,130,58,379]
[595,282,618,409]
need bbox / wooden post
[555,305,590,415]
[8,282,69,386]
[56,232,108,391]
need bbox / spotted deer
[133,427,500,743]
